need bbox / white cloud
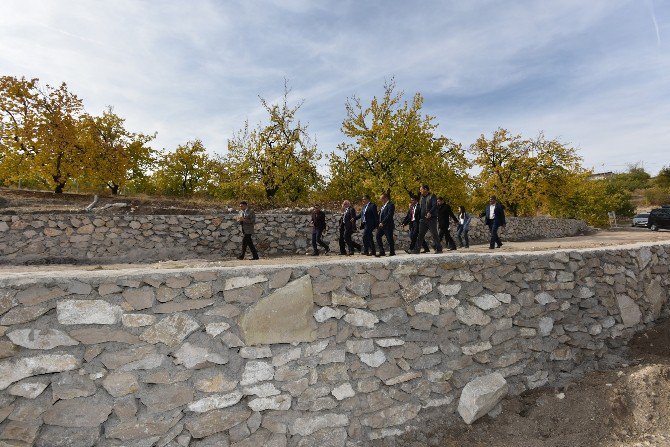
[1,0,668,173]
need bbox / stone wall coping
[0,239,665,284]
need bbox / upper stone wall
[0,241,667,446]
[0,213,589,264]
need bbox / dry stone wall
[0,213,589,264]
[0,242,667,446]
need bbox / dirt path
[0,227,668,275]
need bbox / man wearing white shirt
[482,195,506,249]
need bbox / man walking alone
[237,201,259,260]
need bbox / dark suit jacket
[311,210,327,231]
[419,193,438,219]
[356,202,379,229]
[437,203,458,229]
[378,201,395,229]
[484,203,506,227]
[402,204,420,226]
[340,207,357,231]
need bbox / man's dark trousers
[409,222,429,251]
[418,218,441,252]
[361,224,376,255]
[489,223,502,249]
[439,226,457,250]
[375,227,395,255]
[241,234,258,259]
[312,229,329,253]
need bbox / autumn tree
[469,128,582,216]
[78,107,156,194]
[152,140,214,196]
[327,79,470,206]
[0,76,88,193]
[225,82,322,203]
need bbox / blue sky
[1,0,668,174]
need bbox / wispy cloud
[0,0,668,173]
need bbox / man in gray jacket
[237,201,259,260]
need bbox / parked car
[647,207,670,231]
[632,213,650,227]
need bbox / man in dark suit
[414,184,442,254]
[402,197,428,253]
[236,201,259,260]
[338,200,361,255]
[437,197,459,251]
[310,205,330,256]
[375,193,395,257]
[355,195,378,256]
[482,195,506,249]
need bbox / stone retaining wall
[0,213,589,264]
[0,242,668,446]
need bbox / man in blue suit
[355,194,378,256]
[482,195,506,249]
[375,193,395,257]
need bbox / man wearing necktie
[375,193,396,257]
[355,195,378,256]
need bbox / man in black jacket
[414,184,442,254]
[481,195,506,249]
[310,205,330,256]
[355,195,378,256]
[437,197,459,251]
[402,197,429,253]
[338,200,361,255]
[375,193,395,257]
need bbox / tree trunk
[108,183,119,195]
[54,182,66,194]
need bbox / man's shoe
[375,252,385,257]
[489,246,495,249]
[496,243,503,248]
[237,255,244,260]
[252,256,259,260]
[410,250,420,254]
[448,247,457,251]
[324,246,330,254]
[435,250,443,254]
[421,249,429,253]
[311,251,319,256]
[361,251,369,256]
[389,252,396,256]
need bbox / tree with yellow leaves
[0,76,87,193]
[225,82,322,203]
[469,128,582,216]
[152,139,214,196]
[78,107,156,194]
[327,79,470,205]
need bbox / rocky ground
[386,320,670,447]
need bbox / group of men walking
[236,188,507,260]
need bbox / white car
[632,213,649,227]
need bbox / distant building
[588,171,614,180]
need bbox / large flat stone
[139,383,193,413]
[616,294,642,327]
[140,312,200,347]
[43,393,113,427]
[35,425,101,447]
[57,300,122,325]
[457,372,508,424]
[0,354,79,390]
[7,328,78,350]
[186,409,251,438]
[240,274,316,345]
